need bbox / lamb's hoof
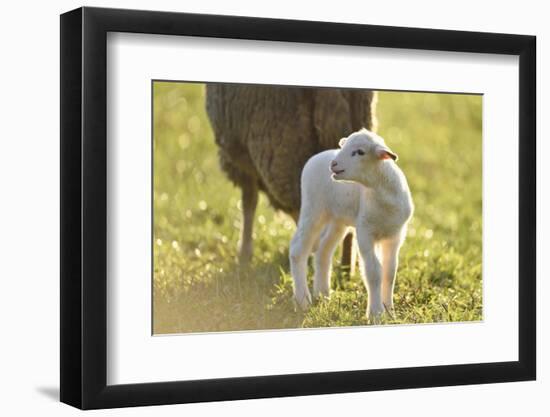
[382,303,395,318]
[294,291,312,311]
[313,286,331,300]
[367,305,385,324]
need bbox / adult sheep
[205,84,377,264]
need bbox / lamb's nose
[331,160,338,168]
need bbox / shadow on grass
[153,250,308,335]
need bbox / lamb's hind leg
[238,177,258,265]
[313,223,347,298]
[289,213,325,310]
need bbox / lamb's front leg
[380,237,401,311]
[357,232,384,320]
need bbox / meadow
[153,82,482,334]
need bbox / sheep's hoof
[238,244,253,266]
[238,253,252,266]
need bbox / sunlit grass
[153,82,482,334]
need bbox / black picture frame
[60,6,536,410]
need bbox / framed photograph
[60,6,536,409]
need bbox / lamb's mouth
[331,169,345,175]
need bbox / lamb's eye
[352,149,365,156]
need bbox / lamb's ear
[375,146,398,161]
[338,137,347,148]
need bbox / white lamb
[289,128,414,319]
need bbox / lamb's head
[330,128,398,186]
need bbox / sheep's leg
[238,178,258,265]
[289,214,324,310]
[380,237,401,312]
[313,223,347,298]
[357,233,384,320]
[340,232,357,276]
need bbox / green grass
[153,82,482,334]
